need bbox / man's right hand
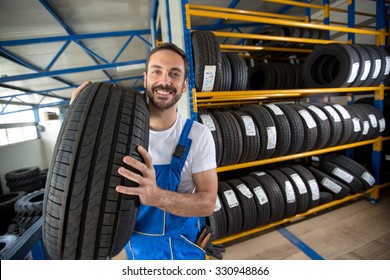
[70,81,92,104]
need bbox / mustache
[151,84,176,93]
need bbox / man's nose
[159,72,172,86]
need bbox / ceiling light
[116,63,145,72]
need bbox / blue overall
[125,119,206,260]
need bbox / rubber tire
[42,82,149,260]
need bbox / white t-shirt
[149,113,216,193]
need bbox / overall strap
[171,119,193,167]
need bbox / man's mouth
[155,89,172,95]
[152,85,176,96]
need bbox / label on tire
[324,106,341,122]
[308,106,328,120]
[199,114,216,131]
[361,172,375,186]
[372,59,381,79]
[242,116,256,136]
[385,57,390,75]
[266,104,284,115]
[285,181,296,203]
[237,183,253,199]
[332,167,354,183]
[214,196,222,212]
[253,186,268,205]
[379,118,386,132]
[362,121,369,135]
[321,177,342,193]
[224,190,239,208]
[291,173,308,194]
[360,60,371,81]
[368,114,378,128]
[333,104,351,119]
[202,65,216,92]
[352,118,361,132]
[299,110,317,129]
[266,126,277,149]
[308,179,320,200]
[347,62,360,83]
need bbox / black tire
[240,105,276,159]
[264,103,291,157]
[290,104,318,152]
[227,179,257,232]
[303,104,331,150]
[307,166,351,199]
[303,44,360,88]
[325,154,376,190]
[191,31,222,92]
[250,171,285,223]
[278,167,310,214]
[266,169,297,218]
[212,111,243,166]
[344,105,368,142]
[312,103,343,147]
[225,53,248,91]
[14,188,44,216]
[318,161,364,194]
[289,164,320,209]
[240,176,271,227]
[218,181,243,236]
[349,44,372,87]
[0,191,26,235]
[331,104,354,145]
[221,54,232,91]
[207,194,228,240]
[230,110,261,163]
[5,167,41,192]
[198,112,223,166]
[0,234,19,257]
[247,63,278,90]
[319,191,334,205]
[42,82,149,260]
[277,104,305,154]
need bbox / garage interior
[0,0,389,260]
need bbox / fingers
[137,146,153,168]
[70,80,92,104]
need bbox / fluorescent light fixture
[116,63,145,72]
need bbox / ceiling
[0,0,378,112]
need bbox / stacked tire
[303,44,390,88]
[199,103,385,166]
[5,167,43,194]
[208,155,376,240]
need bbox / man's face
[144,49,188,110]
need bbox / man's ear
[183,78,188,93]
[143,72,147,88]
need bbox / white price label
[308,105,328,120]
[285,181,296,203]
[299,110,317,129]
[361,172,375,187]
[237,183,253,199]
[214,196,221,212]
[291,173,307,194]
[324,106,341,122]
[352,118,361,132]
[242,115,256,136]
[308,179,320,201]
[347,62,360,83]
[267,126,277,149]
[223,190,239,208]
[199,114,216,131]
[253,186,268,205]
[201,65,216,92]
[266,104,284,115]
[332,167,354,183]
[368,114,378,128]
[321,177,342,193]
[333,104,351,119]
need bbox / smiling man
[113,43,218,260]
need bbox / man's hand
[70,81,92,104]
[116,146,163,207]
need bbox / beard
[146,82,184,110]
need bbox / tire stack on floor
[207,155,376,240]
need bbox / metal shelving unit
[184,0,389,244]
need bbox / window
[0,104,38,146]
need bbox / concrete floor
[219,186,390,260]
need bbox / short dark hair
[145,43,189,79]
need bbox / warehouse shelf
[213,186,380,245]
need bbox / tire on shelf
[42,82,149,260]
[303,43,360,88]
[226,179,258,232]
[225,53,248,91]
[277,104,305,154]
[211,111,243,166]
[289,104,318,152]
[240,104,276,160]
[307,166,352,199]
[265,169,297,219]
[207,194,228,241]
[198,111,224,166]
[220,54,232,91]
[289,164,320,209]
[240,176,271,227]
[218,182,243,237]
[0,191,26,235]
[278,167,310,215]
[250,171,285,223]
[312,103,343,147]
[191,30,222,92]
[302,103,331,150]
[331,104,354,145]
